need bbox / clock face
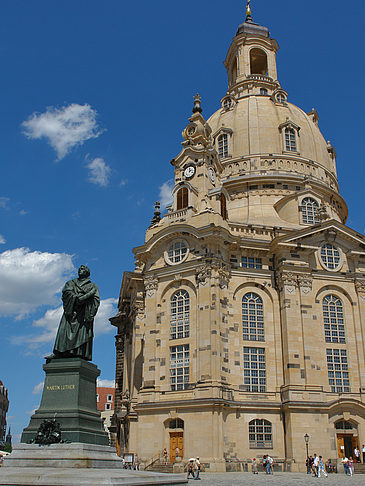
[184,165,195,179]
[209,167,216,184]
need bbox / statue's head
[78,265,90,279]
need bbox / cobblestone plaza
[188,472,364,485]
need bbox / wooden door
[337,434,345,458]
[352,436,359,457]
[170,432,183,463]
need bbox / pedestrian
[348,457,354,476]
[313,454,319,477]
[306,456,311,474]
[175,447,180,460]
[354,446,360,463]
[134,454,140,470]
[163,448,168,465]
[265,455,273,475]
[342,456,349,475]
[362,444,365,464]
[194,457,201,480]
[318,456,328,478]
[252,458,258,474]
[187,460,195,479]
[262,455,267,472]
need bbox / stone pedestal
[21,358,108,446]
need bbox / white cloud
[0,248,74,318]
[0,197,10,209]
[32,382,44,394]
[22,104,103,160]
[159,179,174,208]
[86,157,111,187]
[97,379,115,388]
[119,179,127,187]
[0,235,5,244]
[19,210,28,216]
[14,298,118,350]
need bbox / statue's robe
[53,277,100,361]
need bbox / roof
[237,20,270,37]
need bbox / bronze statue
[47,265,100,361]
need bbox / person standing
[313,454,319,477]
[175,447,180,460]
[265,455,273,475]
[362,444,365,464]
[354,446,360,463]
[318,456,328,478]
[252,458,258,474]
[163,448,168,465]
[342,456,349,475]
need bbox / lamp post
[304,433,310,460]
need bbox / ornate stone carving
[131,301,145,319]
[298,275,312,294]
[196,264,211,286]
[278,272,298,294]
[355,279,365,299]
[211,260,231,289]
[144,276,158,297]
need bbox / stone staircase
[354,463,365,474]
[146,462,174,474]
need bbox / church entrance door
[170,432,183,463]
[337,434,357,459]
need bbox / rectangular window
[107,394,113,402]
[96,394,99,402]
[218,134,228,158]
[170,344,190,391]
[105,403,111,410]
[243,347,266,392]
[326,349,350,393]
[241,257,262,269]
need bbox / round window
[223,98,232,110]
[320,243,341,270]
[165,240,189,265]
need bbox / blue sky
[1,0,364,443]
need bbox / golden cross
[246,0,252,17]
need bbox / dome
[208,95,336,177]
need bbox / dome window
[277,93,285,103]
[301,197,319,224]
[165,240,189,265]
[260,88,268,96]
[218,134,229,158]
[250,48,268,76]
[176,187,188,210]
[285,127,296,152]
[223,98,232,110]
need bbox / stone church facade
[110,9,365,472]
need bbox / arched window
[260,88,268,96]
[218,134,228,158]
[177,187,188,210]
[169,418,184,429]
[242,293,264,341]
[250,48,268,75]
[323,295,345,343]
[276,93,286,103]
[249,419,272,449]
[301,197,319,224]
[220,193,227,220]
[170,290,190,340]
[335,421,355,430]
[285,127,296,152]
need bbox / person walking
[362,444,365,464]
[194,457,201,480]
[318,456,328,478]
[265,455,273,475]
[348,457,354,477]
[313,454,319,477]
[187,460,195,479]
[342,456,349,475]
[252,458,258,474]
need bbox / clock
[208,167,216,184]
[184,165,195,179]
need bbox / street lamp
[304,433,310,459]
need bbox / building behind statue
[0,381,9,447]
[110,7,365,472]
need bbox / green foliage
[3,443,12,453]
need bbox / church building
[110,3,365,472]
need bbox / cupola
[224,1,280,97]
